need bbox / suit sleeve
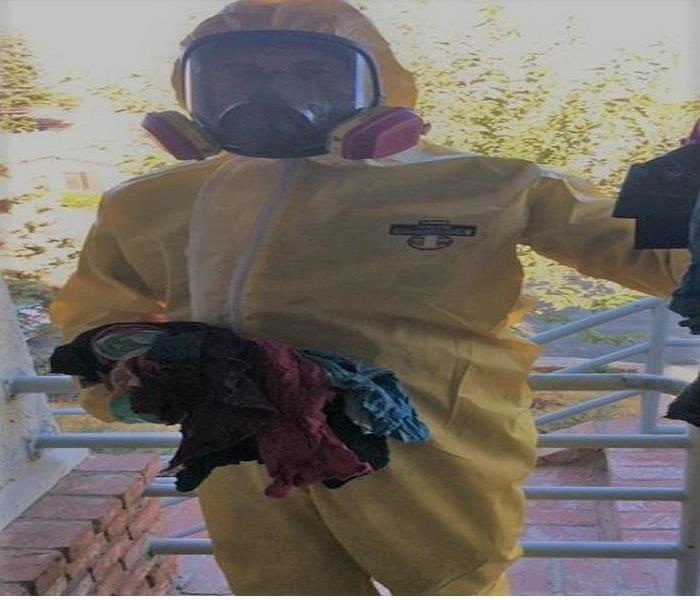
[520,168,690,298]
[49,194,166,422]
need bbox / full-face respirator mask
[143,30,428,160]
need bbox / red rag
[253,340,372,498]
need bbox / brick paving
[164,417,688,595]
[0,454,177,595]
[510,418,685,596]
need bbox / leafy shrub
[60,191,102,209]
[0,184,49,212]
[91,76,169,114]
[117,153,175,176]
[0,34,79,132]
[406,4,699,313]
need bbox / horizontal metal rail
[32,372,682,397]
[528,297,660,345]
[666,337,700,348]
[35,431,688,451]
[521,541,681,559]
[6,375,76,395]
[145,482,686,502]
[147,537,681,559]
[553,342,649,374]
[62,395,656,422]
[19,371,694,448]
[528,373,687,395]
[49,397,682,426]
[539,433,688,448]
[523,486,685,501]
[18,361,679,398]
[34,433,182,449]
[652,424,688,435]
[150,538,214,555]
[39,373,689,421]
[535,390,638,426]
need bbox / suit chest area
[254,166,532,292]
[177,159,536,326]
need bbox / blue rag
[109,393,160,424]
[302,349,431,442]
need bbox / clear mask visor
[183,31,379,135]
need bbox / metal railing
[4,299,700,594]
[530,297,700,434]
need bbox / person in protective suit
[50,0,690,595]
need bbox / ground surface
[158,416,690,596]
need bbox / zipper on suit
[226,159,301,332]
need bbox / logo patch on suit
[389,220,478,251]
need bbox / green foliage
[516,245,644,316]
[91,78,169,114]
[0,184,49,213]
[117,153,175,176]
[0,34,79,132]
[577,330,646,346]
[60,191,102,209]
[411,5,698,187]
[0,113,39,133]
[408,3,698,314]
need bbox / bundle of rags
[50,322,430,498]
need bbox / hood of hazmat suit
[50,0,690,595]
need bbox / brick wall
[0,454,178,595]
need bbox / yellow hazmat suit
[50,0,690,594]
